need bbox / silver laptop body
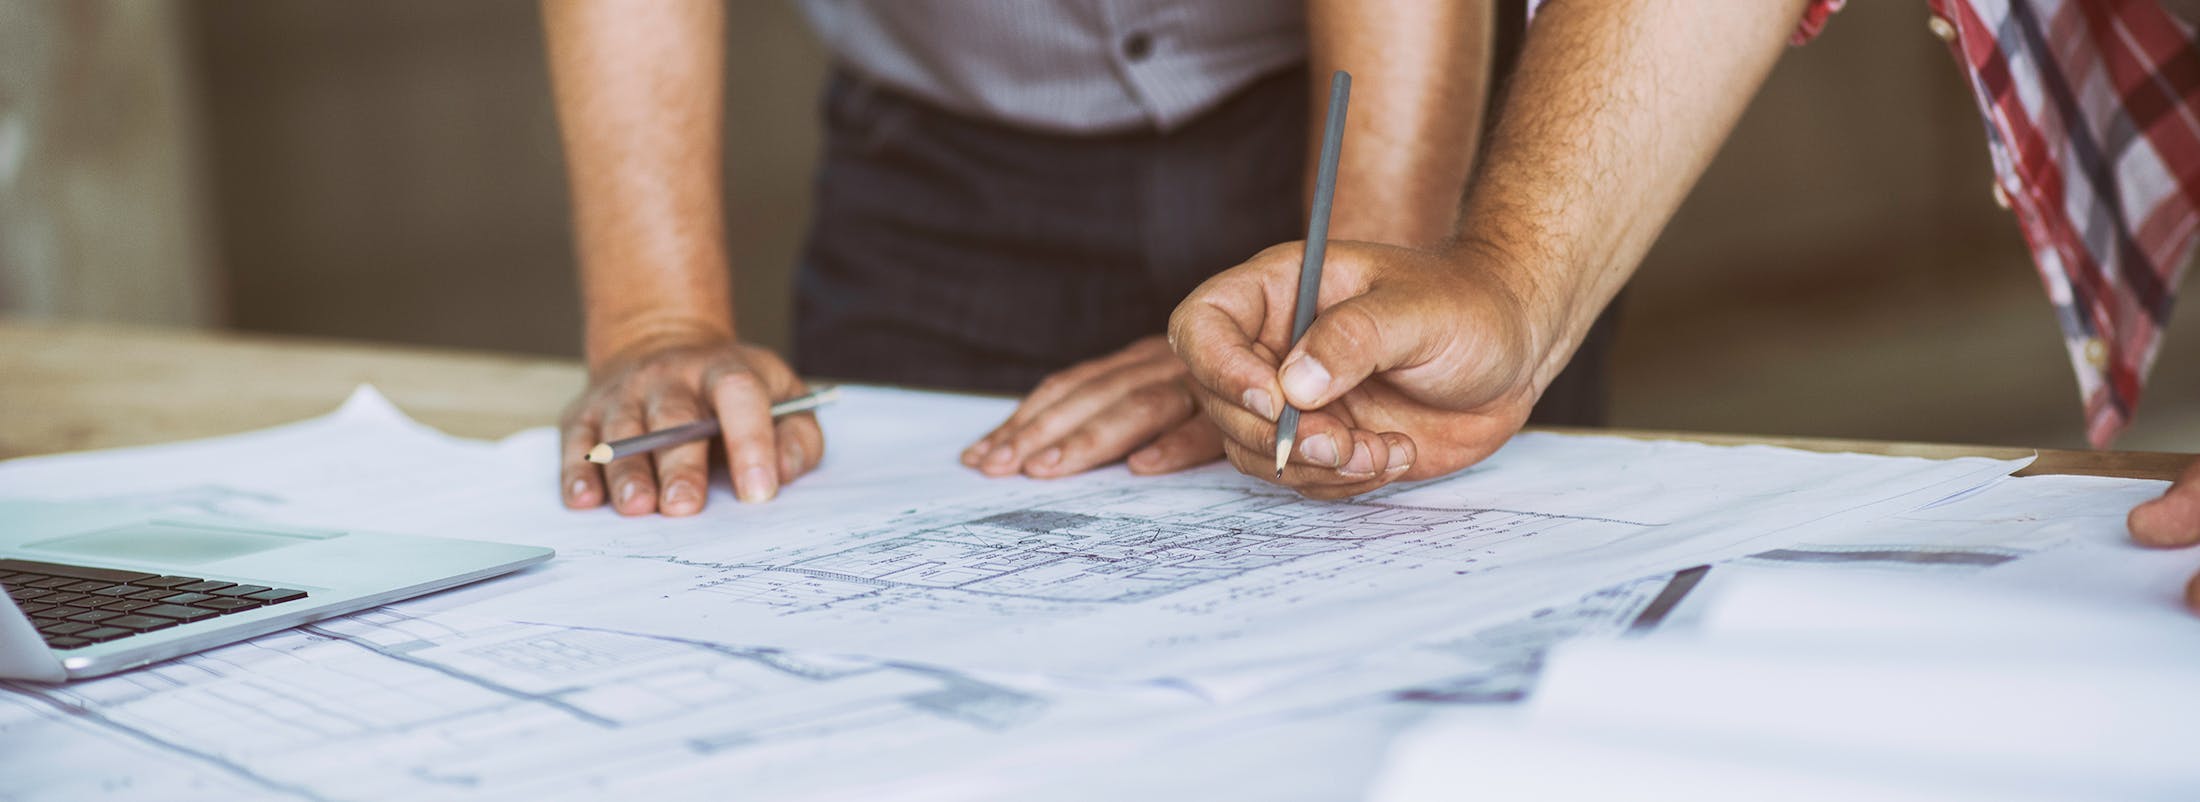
[0,501,551,681]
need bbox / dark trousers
[794,68,1616,426]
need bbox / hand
[560,336,822,516]
[961,336,1225,479]
[1168,240,1551,499]
[2124,458,2200,613]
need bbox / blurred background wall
[0,1,217,328]
[3,0,2196,452]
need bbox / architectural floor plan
[0,386,2078,801]
[675,483,1647,611]
[1,609,1185,802]
[486,430,2017,684]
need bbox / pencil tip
[1273,438,1291,479]
[586,444,613,464]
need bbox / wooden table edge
[6,319,2191,481]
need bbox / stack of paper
[1374,535,2200,802]
[0,386,2103,800]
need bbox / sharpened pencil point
[1273,437,1292,479]
[586,444,614,465]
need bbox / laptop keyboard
[0,558,308,651]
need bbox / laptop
[0,501,551,682]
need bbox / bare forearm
[543,0,733,368]
[1307,0,1491,248]
[1457,0,1808,388]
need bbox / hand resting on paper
[561,336,823,516]
[2125,458,2200,613]
[962,336,1225,479]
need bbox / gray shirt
[795,0,1307,134]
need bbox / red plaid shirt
[1535,1,2200,447]
[1922,0,2200,446]
[1813,0,2200,446]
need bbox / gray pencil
[585,386,841,464]
[1275,70,1350,478]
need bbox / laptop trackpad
[27,522,317,566]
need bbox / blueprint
[0,385,2061,801]
[3,473,2131,802]
[443,399,2023,684]
[925,474,2175,802]
[0,386,2020,687]
[0,608,1203,802]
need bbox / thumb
[1277,291,1430,410]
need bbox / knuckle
[644,392,698,421]
[1061,427,1103,454]
[1010,419,1060,451]
[1166,307,1197,345]
[1227,457,1261,479]
[1322,304,1383,356]
[713,370,766,397]
[1128,382,1185,417]
[1163,423,1214,454]
[1034,371,1080,397]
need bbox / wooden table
[3,320,2190,480]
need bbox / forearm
[543,0,733,369]
[1307,0,1491,248]
[1455,0,1808,389]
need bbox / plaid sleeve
[1929,0,2200,447]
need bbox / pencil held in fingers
[586,419,717,464]
[1274,70,1350,479]
[586,386,841,465]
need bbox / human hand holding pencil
[560,339,826,516]
[1169,240,1548,499]
[1168,71,1554,499]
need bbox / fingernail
[1301,433,1340,467]
[1281,356,1331,406]
[1128,447,1160,472]
[662,481,699,514]
[1385,441,1411,473]
[1342,442,1375,477]
[618,481,643,508]
[1242,388,1277,421]
[739,466,777,503]
[983,445,1018,473]
[568,478,591,500]
[1033,447,1063,471]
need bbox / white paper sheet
[1373,477,2200,802]
[1371,720,2058,802]
[1532,638,2200,794]
[0,386,2042,801]
[0,386,2017,687]
[0,609,1194,802]
[414,390,2025,687]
